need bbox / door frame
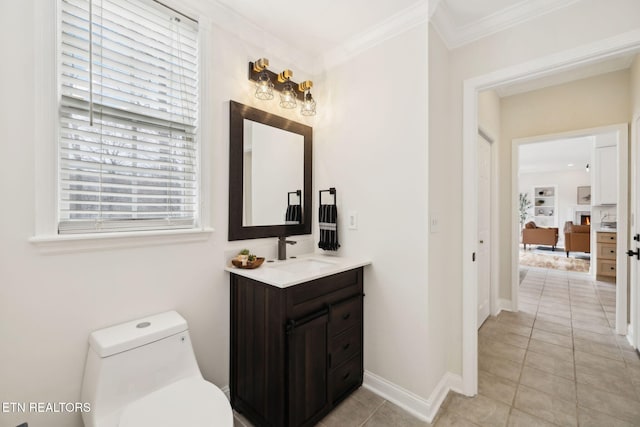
[511,124,629,332]
[461,29,640,396]
[631,114,640,351]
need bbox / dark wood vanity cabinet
[230,267,364,427]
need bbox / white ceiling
[519,137,593,174]
[214,0,422,59]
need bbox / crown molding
[431,0,582,50]
[322,0,428,71]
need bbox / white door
[631,116,640,351]
[478,133,492,327]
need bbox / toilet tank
[81,311,203,427]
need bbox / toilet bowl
[80,311,233,427]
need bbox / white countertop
[224,253,372,288]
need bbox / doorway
[460,36,640,396]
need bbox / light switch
[348,211,358,230]
[430,214,439,233]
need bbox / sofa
[522,221,559,250]
[564,221,591,257]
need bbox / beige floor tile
[479,353,524,382]
[537,305,571,319]
[519,365,576,402]
[575,362,637,397]
[480,339,527,364]
[446,393,510,427]
[622,350,640,369]
[524,349,575,380]
[573,327,618,346]
[478,369,517,405]
[531,328,573,348]
[577,382,640,424]
[352,386,386,408]
[574,349,627,372]
[320,394,380,427]
[535,312,572,326]
[533,319,572,337]
[573,337,622,361]
[507,408,557,427]
[432,410,481,427]
[497,311,535,327]
[480,327,530,349]
[513,384,577,427]
[571,320,613,335]
[528,339,574,362]
[364,401,430,427]
[577,407,637,427]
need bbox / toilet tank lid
[89,311,188,358]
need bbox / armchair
[564,221,590,257]
[522,221,559,250]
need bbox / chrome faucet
[277,236,297,260]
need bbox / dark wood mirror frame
[228,100,312,241]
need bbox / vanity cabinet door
[287,309,330,427]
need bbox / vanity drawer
[597,243,616,260]
[597,232,617,243]
[330,294,362,336]
[597,259,616,277]
[288,269,362,318]
[330,354,362,403]
[330,325,362,368]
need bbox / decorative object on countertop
[285,190,302,224]
[318,187,340,251]
[232,249,264,269]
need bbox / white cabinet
[533,185,557,227]
[593,145,617,205]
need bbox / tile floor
[234,266,640,426]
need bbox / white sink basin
[269,258,336,274]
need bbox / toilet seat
[119,377,233,427]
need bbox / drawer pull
[342,343,350,351]
[342,313,351,320]
[610,267,615,270]
[610,250,615,253]
[342,372,350,381]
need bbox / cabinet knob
[342,313,351,320]
[343,343,350,351]
[342,372,350,381]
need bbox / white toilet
[80,311,233,427]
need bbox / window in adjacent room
[58,0,199,234]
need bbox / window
[59,0,199,234]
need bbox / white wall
[0,1,314,426]
[314,23,432,399]
[437,0,640,375]
[428,24,456,386]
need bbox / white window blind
[59,0,199,234]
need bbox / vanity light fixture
[278,69,297,109]
[299,80,316,116]
[253,58,274,100]
[248,59,317,116]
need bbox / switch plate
[348,211,357,230]
[430,214,439,233]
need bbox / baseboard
[363,370,462,423]
[492,298,513,316]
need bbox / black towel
[285,204,302,224]
[318,204,340,251]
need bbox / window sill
[29,227,214,254]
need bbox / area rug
[519,250,590,272]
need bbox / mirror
[228,101,312,241]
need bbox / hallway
[437,267,640,426]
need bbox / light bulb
[279,82,297,109]
[255,72,274,100]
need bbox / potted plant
[519,192,532,230]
